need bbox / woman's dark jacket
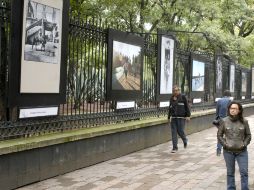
[168,94,191,119]
[217,116,251,153]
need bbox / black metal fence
[0,1,253,140]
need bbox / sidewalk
[17,115,254,190]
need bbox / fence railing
[0,2,253,140]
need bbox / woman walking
[218,101,251,190]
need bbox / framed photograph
[21,0,62,93]
[216,55,223,91]
[156,32,175,101]
[241,71,247,93]
[190,54,206,99]
[8,0,69,107]
[106,29,144,101]
[229,64,235,93]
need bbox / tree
[70,0,254,66]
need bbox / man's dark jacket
[168,94,191,119]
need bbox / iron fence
[0,2,253,140]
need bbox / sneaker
[184,142,187,149]
[171,148,178,153]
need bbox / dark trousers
[170,118,187,149]
[223,150,249,190]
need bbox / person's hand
[185,117,190,122]
[223,143,229,149]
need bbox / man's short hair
[173,85,179,90]
[223,90,231,97]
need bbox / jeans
[170,118,187,149]
[217,141,222,151]
[223,149,249,190]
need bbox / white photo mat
[20,0,63,93]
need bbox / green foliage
[70,0,254,67]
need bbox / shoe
[216,149,221,156]
[184,142,187,149]
[171,148,178,153]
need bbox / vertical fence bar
[78,18,83,115]
[78,19,83,115]
[66,19,72,116]
[143,37,148,108]
[106,21,113,114]
[104,21,109,114]
[82,17,88,115]
[89,18,95,114]
[148,34,154,108]
[85,18,90,115]
[93,18,98,114]
[98,18,104,113]
[95,19,101,114]
[146,35,151,108]
[74,18,79,115]
[0,0,9,121]
[152,35,157,107]
[70,19,76,116]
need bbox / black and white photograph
[242,72,247,92]
[8,0,69,107]
[160,36,174,94]
[230,64,235,93]
[20,0,63,93]
[112,40,142,91]
[192,60,205,91]
[216,56,222,90]
[24,0,61,64]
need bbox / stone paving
[17,115,254,190]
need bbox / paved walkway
[18,115,254,190]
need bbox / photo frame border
[215,53,223,97]
[156,30,176,101]
[8,0,69,107]
[106,28,144,101]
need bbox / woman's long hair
[227,101,244,123]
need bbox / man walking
[168,85,191,153]
[215,90,231,156]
